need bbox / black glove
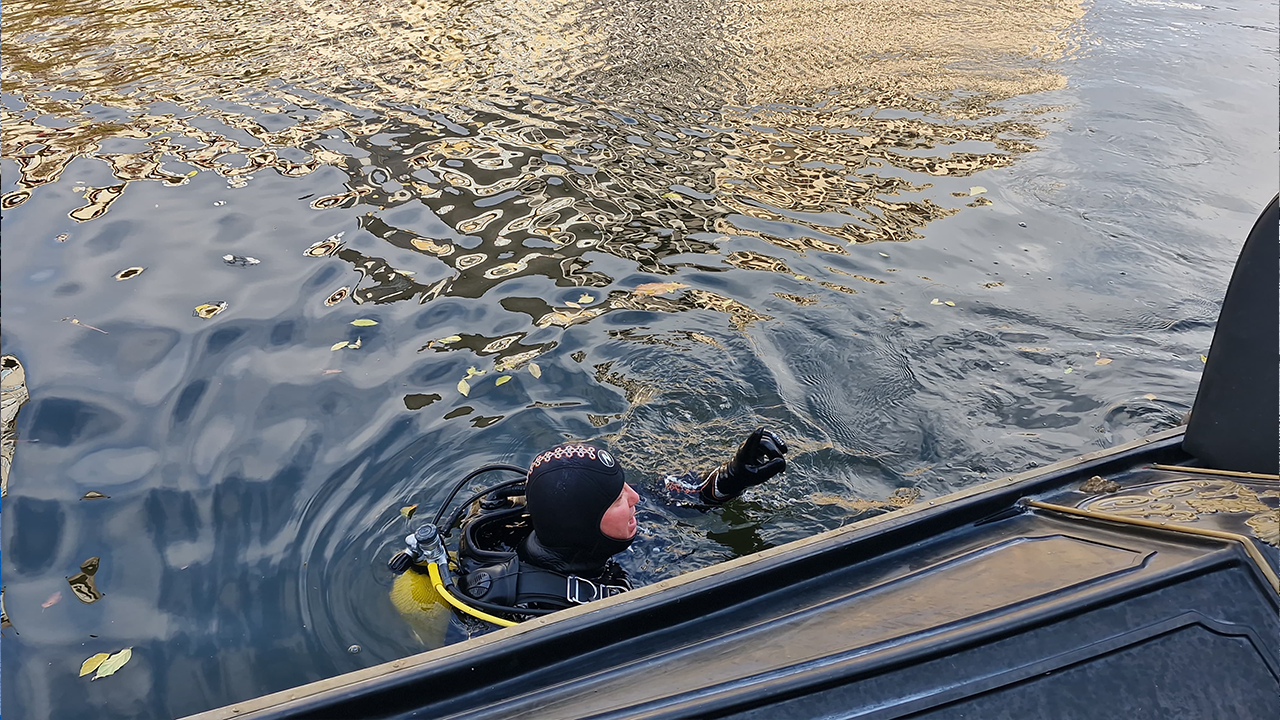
[699,428,788,505]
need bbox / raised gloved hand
[699,428,788,505]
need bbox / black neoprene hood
[522,444,633,573]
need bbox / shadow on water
[1,0,1275,717]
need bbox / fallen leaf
[969,186,988,196]
[350,337,362,349]
[400,504,418,520]
[1144,393,1158,400]
[1095,358,1112,365]
[577,294,594,304]
[564,301,581,309]
[944,301,956,307]
[878,252,890,258]
[81,491,109,500]
[193,302,227,320]
[457,378,470,396]
[1200,354,1207,363]
[465,366,486,378]
[661,192,681,201]
[322,369,342,375]
[330,341,349,351]
[930,298,942,305]
[114,267,145,281]
[56,233,69,242]
[186,170,199,177]
[93,648,132,680]
[42,592,62,609]
[80,653,110,677]
[351,319,378,327]
[495,375,511,386]
[1064,368,1073,374]
[634,282,688,296]
[439,335,462,344]
[528,362,542,379]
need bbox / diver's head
[523,444,636,571]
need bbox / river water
[1,0,1275,717]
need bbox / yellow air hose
[427,561,518,627]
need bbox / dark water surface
[1,0,1276,717]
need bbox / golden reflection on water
[3,0,1083,417]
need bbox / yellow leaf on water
[662,192,681,201]
[577,294,594,304]
[330,341,349,351]
[1064,368,1073,374]
[930,298,942,305]
[440,335,461,344]
[529,362,542,379]
[93,648,132,680]
[351,319,378,327]
[1095,358,1112,365]
[944,301,956,307]
[465,366,486,378]
[193,302,227,320]
[81,491,109,500]
[968,186,988,196]
[457,378,470,396]
[1144,393,1158,400]
[495,376,511,386]
[186,170,198,177]
[400,504,418,520]
[80,653,110,677]
[1200,354,1207,363]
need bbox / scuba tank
[387,462,630,635]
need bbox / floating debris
[81,491,109,500]
[61,317,108,334]
[400,504,418,520]
[193,302,227,319]
[114,266,145,280]
[351,319,378,327]
[222,254,260,266]
[1080,476,1121,494]
[89,648,132,680]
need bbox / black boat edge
[184,195,1278,720]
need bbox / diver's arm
[664,428,788,506]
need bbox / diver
[388,428,787,641]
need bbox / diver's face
[599,483,640,540]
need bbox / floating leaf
[439,335,461,344]
[330,341,349,351]
[662,192,682,201]
[528,362,542,379]
[577,294,594,304]
[351,319,378,327]
[495,375,511,386]
[193,302,227,320]
[1200,354,1207,363]
[564,301,581,309]
[186,170,199,177]
[930,298,942,305]
[114,266,145,281]
[223,254,260,267]
[944,301,956,307]
[465,366,486,378]
[93,648,132,680]
[81,491,109,500]
[350,337,362,349]
[878,252,890,258]
[1144,393,1158,400]
[1064,368,1073,374]
[42,592,62,609]
[400,504,418,520]
[80,653,110,677]
[968,186,988,196]
[634,282,688,296]
[1095,358,1112,365]
[457,378,470,396]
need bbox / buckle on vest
[565,575,628,604]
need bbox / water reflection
[4,0,1271,717]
